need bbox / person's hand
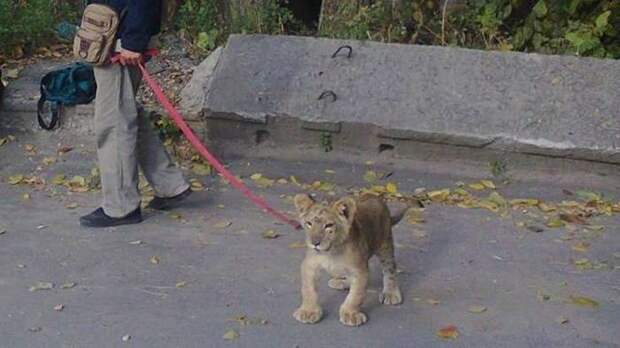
[119,48,143,66]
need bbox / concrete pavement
[0,127,619,347]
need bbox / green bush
[229,0,297,35]
[175,0,221,52]
[319,1,409,42]
[174,0,298,56]
[0,0,80,56]
[2,0,617,59]
[456,0,619,58]
[320,0,619,59]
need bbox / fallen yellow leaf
[65,202,79,209]
[571,242,590,253]
[468,305,487,313]
[468,182,486,191]
[223,329,239,341]
[487,192,507,206]
[363,170,378,183]
[8,174,24,185]
[481,180,496,189]
[51,175,66,185]
[67,176,88,192]
[192,163,211,176]
[546,217,566,228]
[42,157,56,166]
[574,258,592,270]
[386,182,398,194]
[427,189,450,202]
[575,190,601,202]
[290,176,300,185]
[511,199,540,206]
[477,200,500,212]
[61,282,76,289]
[437,325,458,340]
[190,180,205,190]
[262,229,279,239]
[569,296,599,308]
[169,213,183,220]
[453,188,469,196]
[537,202,556,213]
[29,282,54,292]
[214,221,232,229]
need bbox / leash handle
[115,51,301,230]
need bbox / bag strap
[37,70,63,130]
[37,97,61,131]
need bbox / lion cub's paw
[339,307,368,327]
[328,277,350,291]
[379,288,403,305]
[293,306,323,324]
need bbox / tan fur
[292,193,404,327]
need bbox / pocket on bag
[73,29,106,63]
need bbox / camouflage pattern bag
[73,4,120,66]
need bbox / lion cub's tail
[389,197,424,226]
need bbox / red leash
[111,51,301,230]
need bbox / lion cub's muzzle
[308,237,332,252]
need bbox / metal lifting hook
[331,45,353,59]
[318,90,337,102]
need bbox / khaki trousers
[93,64,189,217]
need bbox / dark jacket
[88,0,161,52]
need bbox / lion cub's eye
[324,223,334,229]
[305,221,313,228]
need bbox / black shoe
[147,187,192,211]
[80,207,143,228]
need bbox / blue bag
[37,63,96,130]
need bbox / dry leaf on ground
[223,329,239,341]
[61,282,76,289]
[437,325,458,340]
[214,221,232,229]
[262,229,279,239]
[468,305,487,313]
[569,296,599,308]
[29,282,54,292]
[8,174,24,185]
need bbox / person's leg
[126,68,190,202]
[92,64,142,217]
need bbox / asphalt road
[0,129,619,348]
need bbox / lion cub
[292,193,405,327]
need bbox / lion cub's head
[294,194,357,253]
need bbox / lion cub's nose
[312,239,321,247]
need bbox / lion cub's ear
[294,193,315,215]
[333,197,357,223]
